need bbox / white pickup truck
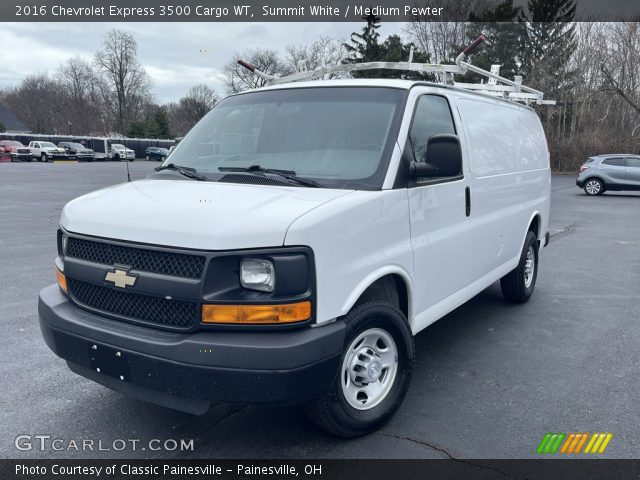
[28,141,67,162]
[108,143,135,161]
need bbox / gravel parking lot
[1,162,639,459]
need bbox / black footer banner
[2,459,639,480]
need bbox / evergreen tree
[343,13,383,69]
[149,106,170,139]
[344,14,431,79]
[518,0,577,92]
[464,0,524,82]
[126,120,147,138]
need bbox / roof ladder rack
[237,35,556,106]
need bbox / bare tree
[284,36,348,75]
[223,48,291,93]
[94,29,151,134]
[404,0,490,63]
[3,73,64,133]
[544,22,640,170]
[57,57,102,134]
[599,23,640,115]
[179,83,218,125]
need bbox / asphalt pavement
[1,162,639,459]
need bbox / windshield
[40,142,56,148]
[66,143,85,149]
[112,144,125,149]
[4,141,23,147]
[165,87,406,189]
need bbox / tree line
[403,0,639,170]
[223,0,639,171]
[0,29,218,139]
[1,4,638,171]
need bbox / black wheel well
[354,274,409,319]
[584,176,605,186]
[528,215,540,240]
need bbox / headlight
[240,258,275,292]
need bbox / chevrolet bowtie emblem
[104,268,137,288]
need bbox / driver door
[406,93,472,326]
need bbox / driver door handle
[465,186,471,217]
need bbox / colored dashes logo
[537,432,613,454]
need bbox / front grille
[219,174,302,187]
[17,149,30,154]
[66,237,205,279]
[67,278,198,329]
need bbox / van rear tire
[304,301,414,438]
[500,231,538,303]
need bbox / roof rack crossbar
[237,60,465,85]
[236,35,556,106]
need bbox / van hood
[60,179,353,250]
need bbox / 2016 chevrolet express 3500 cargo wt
[39,79,550,437]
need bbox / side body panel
[284,188,414,326]
[598,157,628,186]
[289,87,550,334]
[454,97,551,285]
[625,156,640,188]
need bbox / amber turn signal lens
[202,301,312,324]
[56,269,68,293]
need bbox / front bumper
[10,153,32,161]
[38,285,344,413]
[73,153,94,161]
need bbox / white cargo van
[39,77,550,437]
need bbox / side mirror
[410,134,463,179]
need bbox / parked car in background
[0,140,32,162]
[576,154,640,195]
[58,142,95,161]
[145,147,170,161]
[28,141,67,162]
[108,143,135,161]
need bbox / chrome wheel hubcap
[586,180,600,195]
[524,246,535,288]
[341,328,398,410]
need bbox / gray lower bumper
[38,285,345,410]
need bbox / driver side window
[409,95,456,164]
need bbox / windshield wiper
[218,165,319,188]
[155,163,206,181]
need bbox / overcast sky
[0,22,405,103]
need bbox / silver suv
[576,154,640,195]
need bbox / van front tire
[305,301,414,438]
[500,231,539,303]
